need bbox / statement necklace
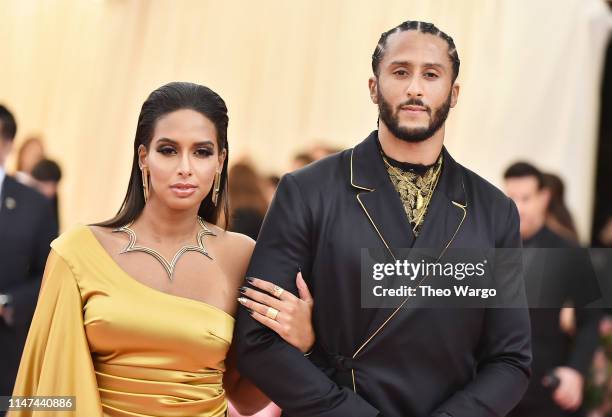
[112,217,215,281]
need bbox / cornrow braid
[372,20,460,82]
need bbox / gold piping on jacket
[350,148,375,192]
[349,149,468,393]
[356,193,397,262]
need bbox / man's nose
[405,75,424,98]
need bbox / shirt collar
[0,165,5,198]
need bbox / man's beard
[378,87,452,143]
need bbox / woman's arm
[223,343,271,415]
[223,272,315,415]
[219,231,315,415]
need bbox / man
[504,162,601,417]
[235,21,531,417]
[0,105,57,399]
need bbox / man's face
[0,137,13,168]
[369,31,459,142]
[504,176,550,239]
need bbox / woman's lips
[170,183,197,197]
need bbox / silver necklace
[112,217,215,281]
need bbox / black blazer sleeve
[7,196,57,329]
[432,199,532,417]
[567,307,601,376]
[234,174,380,417]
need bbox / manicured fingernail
[297,265,302,272]
[246,277,255,284]
[237,297,247,304]
[239,286,248,294]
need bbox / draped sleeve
[9,249,102,416]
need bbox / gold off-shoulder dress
[10,225,235,416]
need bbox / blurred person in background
[596,215,612,247]
[543,173,579,243]
[262,174,280,206]
[228,162,268,241]
[0,105,57,408]
[504,162,602,417]
[14,136,45,187]
[308,143,341,161]
[31,158,62,228]
[289,151,314,171]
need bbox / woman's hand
[237,272,314,353]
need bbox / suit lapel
[0,176,17,240]
[349,135,469,366]
[350,132,415,259]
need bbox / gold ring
[273,285,284,298]
[265,307,279,320]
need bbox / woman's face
[20,140,44,173]
[139,109,226,212]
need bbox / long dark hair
[542,173,578,242]
[97,82,230,228]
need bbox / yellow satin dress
[10,225,235,417]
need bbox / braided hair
[372,21,460,82]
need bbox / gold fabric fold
[11,225,235,417]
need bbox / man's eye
[424,72,438,78]
[394,70,408,76]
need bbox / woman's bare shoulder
[206,224,255,284]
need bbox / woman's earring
[141,167,150,203]
[212,171,221,207]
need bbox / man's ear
[540,187,551,210]
[137,144,148,169]
[450,82,460,108]
[368,76,379,104]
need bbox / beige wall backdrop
[0,0,610,241]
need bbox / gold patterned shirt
[381,151,443,236]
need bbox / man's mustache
[397,99,431,115]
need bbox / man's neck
[521,220,547,242]
[378,121,444,165]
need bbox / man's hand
[549,367,584,411]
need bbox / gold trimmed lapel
[348,135,469,393]
[350,134,415,259]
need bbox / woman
[542,173,579,243]
[10,82,314,416]
[14,136,45,186]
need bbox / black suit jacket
[235,131,531,417]
[0,175,57,395]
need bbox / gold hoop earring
[212,171,221,207]
[141,167,150,203]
